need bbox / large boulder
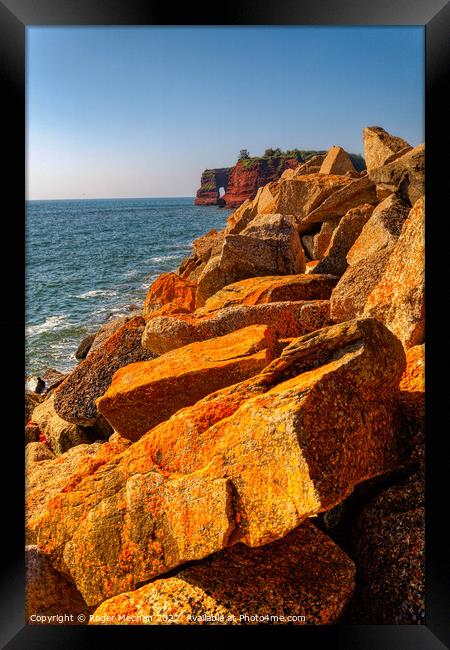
[98,324,277,441]
[143,272,197,318]
[363,126,411,175]
[346,193,411,266]
[330,193,411,323]
[260,174,352,222]
[26,441,101,543]
[298,175,377,233]
[200,274,337,312]
[35,318,405,606]
[319,146,357,176]
[26,545,90,624]
[196,214,306,307]
[31,395,91,455]
[53,316,156,427]
[364,196,425,348]
[368,144,424,206]
[313,204,374,276]
[192,229,224,263]
[141,301,332,355]
[90,521,355,626]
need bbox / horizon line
[26,195,197,202]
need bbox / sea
[26,197,232,376]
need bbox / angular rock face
[143,272,196,318]
[200,274,337,313]
[141,301,331,355]
[364,197,425,348]
[196,214,306,307]
[330,193,411,323]
[35,318,405,606]
[31,395,91,455]
[368,144,424,206]
[26,545,90,623]
[319,146,357,175]
[313,204,374,276]
[299,175,377,233]
[90,521,355,625]
[88,316,130,354]
[26,442,102,543]
[262,174,352,222]
[192,229,224,263]
[363,126,411,174]
[313,219,340,260]
[98,324,277,441]
[346,193,411,266]
[53,317,156,427]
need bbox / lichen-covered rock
[346,193,411,266]
[330,193,412,323]
[88,315,130,354]
[26,545,90,624]
[98,324,277,440]
[32,395,91,455]
[143,272,197,318]
[90,521,355,625]
[349,467,424,624]
[368,144,424,206]
[364,197,425,348]
[192,229,224,263]
[196,214,306,307]
[312,219,340,259]
[363,126,411,174]
[262,174,352,222]
[313,204,374,276]
[35,318,405,606]
[200,274,337,313]
[299,175,377,232]
[26,442,102,543]
[319,146,356,176]
[53,317,156,427]
[141,301,331,355]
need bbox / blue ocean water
[26,197,232,375]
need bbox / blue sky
[27,26,424,200]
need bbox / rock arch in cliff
[194,167,231,206]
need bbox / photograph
[23,23,426,628]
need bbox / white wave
[75,289,118,299]
[26,314,68,336]
[145,254,183,264]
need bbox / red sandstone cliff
[222,158,298,208]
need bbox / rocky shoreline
[25,126,425,625]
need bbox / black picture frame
[2,0,448,647]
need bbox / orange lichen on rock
[35,318,405,607]
[143,272,197,318]
[200,274,337,313]
[90,521,355,625]
[97,324,277,441]
[141,300,332,355]
[364,196,424,349]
